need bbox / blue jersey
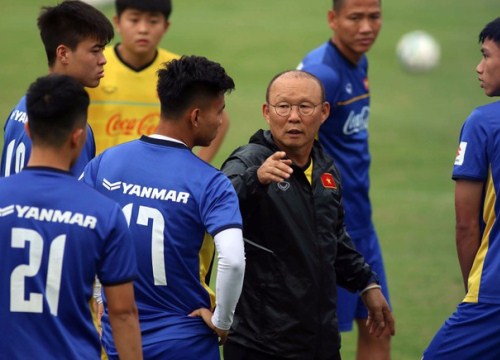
[0,167,136,360]
[81,136,242,354]
[1,96,96,177]
[299,41,372,237]
[453,101,500,304]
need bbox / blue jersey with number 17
[1,96,96,177]
[0,167,137,359]
[81,136,242,353]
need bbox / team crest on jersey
[321,173,337,189]
[102,86,118,94]
[277,181,290,191]
[454,142,467,166]
[345,83,353,95]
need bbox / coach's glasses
[268,102,322,117]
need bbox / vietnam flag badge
[321,173,337,189]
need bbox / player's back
[82,136,242,345]
[0,167,135,359]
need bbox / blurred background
[1,0,499,358]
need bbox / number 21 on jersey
[10,228,66,316]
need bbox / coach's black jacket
[221,129,377,360]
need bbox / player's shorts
[107,333,219,360]
[336,228,391,332]
[422,302,500,359]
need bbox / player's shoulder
[466,101,500,126]
[299,42,340,82]
[301,41,331,62]
[157,47,181,62]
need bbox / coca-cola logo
[105,113,160,136]
[343,106,369,135]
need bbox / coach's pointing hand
[257,151,293,185]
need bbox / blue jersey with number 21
[0,167,137,359]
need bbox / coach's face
[477,38,500,97]
[193,94,225,147]
[263,74,329,157]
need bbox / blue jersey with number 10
[0,167,137,359]
[81,136,242,354]
[1,96,96,177]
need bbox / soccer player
[221,70,394,360]
[0,74,142,360]
[298,0,391,358]
[81,55,245,359]
[422,17,500,359]
[86,0,230,162]
[0,0,114,177]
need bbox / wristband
[359,284,382,297]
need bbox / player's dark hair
[26,74,89,148]
[333,0,381,11]
[116,0,172,20]
[38,0,114,67]
[157,55,235,119]
[479,17,500,45]
[265,70,325,103]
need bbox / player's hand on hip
[188,308,229,345]
[257,151,293,185]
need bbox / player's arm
[103,282,143,360]
[189,228,245,344]
[455,179,483,292]
[196,110,230,163]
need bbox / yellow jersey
[87,45,180,154]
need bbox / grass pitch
[1,0,500,358]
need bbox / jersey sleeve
[452,108,490,181]
[200,172,242,237]
[97,203,137,285]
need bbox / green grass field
[2,0,500,358]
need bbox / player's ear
[189,108,200,128]
[163,20,170,33]
[56,45,70,65]
[327,9,337,32]
[70,127,85,148]
[113,15,121,34]
[24,122,32,140]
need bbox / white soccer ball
[396,30,440,73]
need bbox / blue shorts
[337,229,391,332]
[423,302,500,359]
[107,333,220,360]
